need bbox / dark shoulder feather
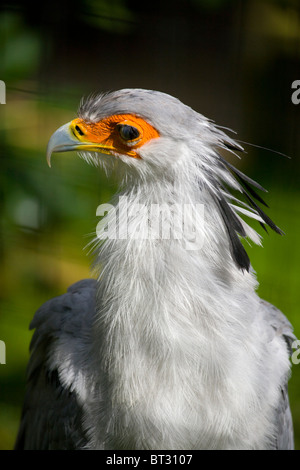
[15,279,97,450]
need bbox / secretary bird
[15,89,295,450]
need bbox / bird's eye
[75,125,85,136]
[117,124,140,142]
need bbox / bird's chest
[98,327,264,450]
[90,244,276,450]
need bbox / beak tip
[46,147,52,168]
[46,121,75,168]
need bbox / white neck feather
[86,152,284,450]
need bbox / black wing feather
[15,279,97,450]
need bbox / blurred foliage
[0,0,299,450]
[85,0,136,32]
[0,12,41,80]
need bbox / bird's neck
[93,180,259,448]
[95,175,254,292]
[95,177,258,358]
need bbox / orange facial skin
[70,114,160,159]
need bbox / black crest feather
[214,152,283,271]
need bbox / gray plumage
[15,280,95,449]
[15,89,295,450]
[260,299,295,449]
[15,282,295,450]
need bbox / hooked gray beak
[46,122,81,167]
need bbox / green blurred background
[0,0,299,450]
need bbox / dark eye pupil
[118,125,140,141]
[75,125,84,136]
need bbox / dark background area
[0,0,299,449]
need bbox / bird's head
[47,88,238,177]
[47,88,283,272]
